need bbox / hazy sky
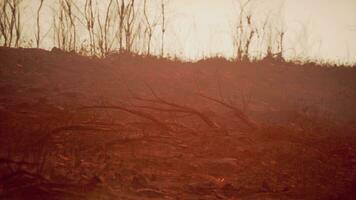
[166,0,356,61]
[21,0,356,62]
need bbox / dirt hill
[0,47,356,199]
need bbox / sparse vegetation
[0,0,22,47]
[232,0,285,62]
[53,0,77,51]
[0,1,355,200]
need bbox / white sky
[166,0,356,62]
[19,0,356,62]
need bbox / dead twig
[135,96,220,130]
[36,125,117,146]
[80,105,173,132]
[197,93,259,130]
[0,158,37,166]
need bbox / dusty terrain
[0,47,356,199]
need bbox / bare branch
[36,0,44,48]
[197,93,259,130]
[80,105,173,132]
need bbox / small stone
[186,182,216,195]
[200,158,238,174]
[221,183,240,197]
[261,181,272,192]
[136,188,165,198]
[131,174,149,189]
